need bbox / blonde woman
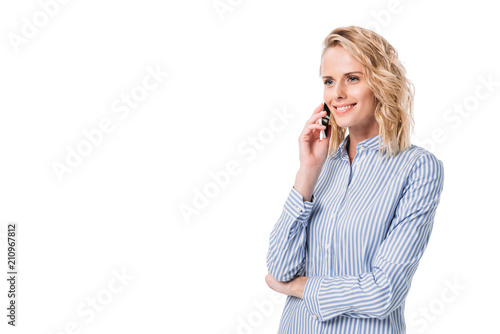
[265,26,444,334]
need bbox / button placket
[354,146,365,166]
[323,239,331,276]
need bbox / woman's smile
[334,103,357,114]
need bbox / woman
[265,26,444,334]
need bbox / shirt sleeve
[302,153,445,321]
[266,186,315,282]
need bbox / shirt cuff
[302,276,324,321]
[283,186,315,223]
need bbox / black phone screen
[321,102,331,130]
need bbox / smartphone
[319,102,331,141]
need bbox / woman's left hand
[265,273,309,299]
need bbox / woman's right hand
[298,103,332,169]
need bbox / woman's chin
[334,121,349,129]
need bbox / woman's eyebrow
[322,71,363,79]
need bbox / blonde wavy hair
[320,26,415,158]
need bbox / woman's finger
[305,123,326,132]
[306,110,327,126]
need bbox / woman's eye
[324,77,358,86]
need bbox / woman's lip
[335,103,356,114]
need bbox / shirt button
[296,206,303,213]
[325,243,330,249]
[330,212,335,219]
[355,162,360,166]
[313,315,318,320]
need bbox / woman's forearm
[265,273,309,299]
[293,167,322,202]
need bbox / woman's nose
[333,82,346,100]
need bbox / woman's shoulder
[402,143,443,164]
[397,143,444,181]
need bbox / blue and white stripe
[266,133,445,334]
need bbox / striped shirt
[266,133,445,333]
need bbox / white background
[1,0,499,333]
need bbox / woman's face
[322,45,378,135]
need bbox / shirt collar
[333,134,381,160]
